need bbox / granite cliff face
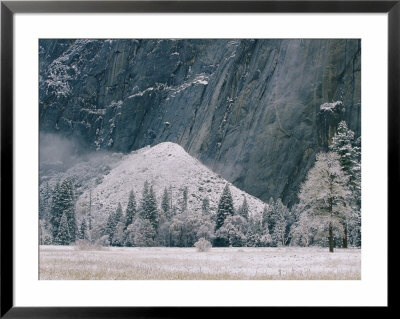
[39,39,361,206]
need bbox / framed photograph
[1,0,395,316]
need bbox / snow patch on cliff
[43,40,100,98]
[320,101,343,112]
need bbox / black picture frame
[1,0,395,317]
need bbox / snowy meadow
[39,246,361,280]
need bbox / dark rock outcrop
[39,39,361,206]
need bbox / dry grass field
[39,245,361,280]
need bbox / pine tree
[49,179,76,243]
[330,121,361,247]
[62,179,77,243]
[139,183,159,232]
[55,212,71,245]
[148,186,159,230]
[125,190,136,229]
[116,202,123,221]
[180,186,188,213]
[105,212,116,245]
[79,218,87,240]
[216,184,235,230]
[272,199,291,246]
[215,184,235,246]
[39,181,51,222]
[298,152,352,252]
[49,182,62,239]
[161,187,172,220]
[105,203,123,245]
[262,199,275,234]
[330,121,361,196]
[237,197,249,220]
[39,220,53,245]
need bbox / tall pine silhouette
[50,179,76,244]
[125,190,136,229]
[215,184,235,246]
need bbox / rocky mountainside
[76,142,266,226]
[39,39,361,205]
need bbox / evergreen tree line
[39,121,361,251]
[39,179,77,245]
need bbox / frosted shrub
[194,238,212,252]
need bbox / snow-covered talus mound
[77,142,267,224]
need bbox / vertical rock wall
[39,39,361,205]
